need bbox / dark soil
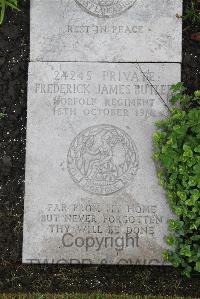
[0,0,200,296]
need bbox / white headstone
[23,62,181,264]
[30,0,182,62]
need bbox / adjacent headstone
[30,0,182,62]
[23,62,181,264]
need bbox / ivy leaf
[180,245,192,257]
[177,191,187,201]
[194,145,200,153]
[170,82,186,93]
[166,235,177,246]
[194,90,200,98]
[190,189,200,200]
[183,145,193,159]
[168,219,184,231]
[188,109,200,126]
[162,250,170,261]
[193,163,200,176]
[182,266,192,278]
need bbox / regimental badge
[67,124,139,195]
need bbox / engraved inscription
[67,124,139,195]
[75,0,137,18]
[34,65,172,119]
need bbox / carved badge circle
[75,0,137,18]
[67,124,139,195]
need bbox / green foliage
[184,1,200,26]
[0,0,19,24]
[0,112,6,119]
[153,83,200,277]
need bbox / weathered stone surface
[23,62,181,264]
[30,0,182,62]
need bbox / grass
[0,295,193,299]
[0,0,19,24]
